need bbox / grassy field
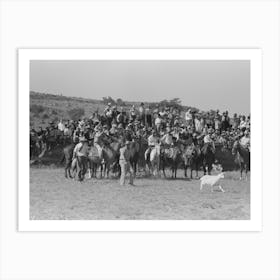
[30,168,250,220]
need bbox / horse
[160,145,181,179]
[182,144,201,179]
[129,140,140,177]
[102,141,122,178]
[232,140,250,180]
[60,143,75,178]
[201,142,215,175]
[87,145,104,179]
[135,136,148,172]
[145,144,161,177]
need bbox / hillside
[30,91,198,129]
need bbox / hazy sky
[30,60,250,115]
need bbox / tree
[102,96,116,105]
[116,98,126,106]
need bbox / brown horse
[182,144,201,179]
[232,140,250,180]
[87,145,104,179]
[61,143,75,178]
[160,145,181,179]
[129,139,141,177]
[201,143,215,175]
[102,141,122,178]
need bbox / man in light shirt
[154,114,162,132]
[160,127,173,147]
[240,129,250,151]
[185,109,193,126]
[119,141,134,186]
[145,130,159,161]
[72,136,89,181]
[203,128,215,153]
[58,119,65,132]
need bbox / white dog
[200,172,225,192]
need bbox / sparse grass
[30,168,250,220]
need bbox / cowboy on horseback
[93,126,105,158]
[160,127,173,148]
[239,129,250,152]
[145,130,159,161]
[202,128,216,154]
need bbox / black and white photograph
[27,53,253,222]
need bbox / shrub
[30,104,45,115]
[68,108,85,121]
[42,113,49,119]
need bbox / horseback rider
[240,129,250,151]
[160,127,173,148]
[93,126,105,158]
[202,127,216,153]
[145,129,159,161]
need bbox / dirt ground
[30,168,250,220]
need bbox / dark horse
[160,146,181,179]
[201,143,215,175]
[102,141,122,178]
[232,140,250,180]
[182,144,201,179]
[129,140,140,177]
[61,143,75,178]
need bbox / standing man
[72,136,89,181]
[119,141,134,186]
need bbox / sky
[30,60,250,115]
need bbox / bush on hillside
[102,96,116,105]
[42,113,49,119]
[116,98,126,106]
[30,104,45,115]
[67,108,85,121]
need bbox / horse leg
[162,163,166,178]
[245,164,248,181]
[68,167,73,179]
[64,167,68,178]
[106,164,110,179]
[200,182,204,191]
[240,164,243,180]
[87,162,92,179]
[190,168,193,179]
[208,164,212,175]
[133,161,137,178]
[203,162,207,175]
